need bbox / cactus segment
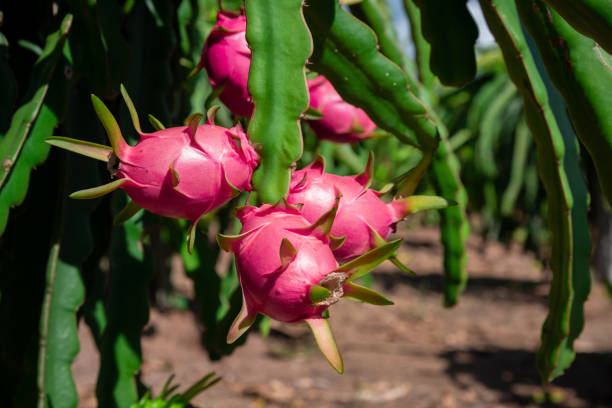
[343,282,393,305]
[309,284,332,303]
[69,178,128,199]
[517,0,612,206]
[412,0,478,86]
[305,317,344,374]
[542,0,612,55]
[479,0,578,382]
[337,238,402,283]
[500,117,531,216]
[349,0,409,72]
[113,200,143,225]
[148,114,166,131]
[279,238,297,268]
[394,151,433,197]
[245,0,311,202]
[354,151,374,191]
[45,136,113,162]
[430,138,470,307]
[227,291,257,344]
[366,224,413,275]
[90,94,129,158]
[389,195,454,221]
[185,112,204,140]
[120,84,142,134]
[303,0,438,151]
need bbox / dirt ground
[74,226,612,408]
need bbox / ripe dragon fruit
[217,200,401,373]
[197,12,253,118]
[306,76,377,143]
[287,155,451,264]
[46,86,258,251]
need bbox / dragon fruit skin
[288,157,397,262]
[218,201,400,373]
[198,12,253,117]
[307,76,377,143]
[230,204,338,323]
[117,121,258,221]
[45,89,259,252]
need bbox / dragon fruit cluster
[46,9,450,374]
[197,11,377,143]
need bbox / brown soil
[74,226,612,408]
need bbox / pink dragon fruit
[307,76,377,143]
[217,200,401,373]
[287,155,451,263]
[197,12,253,118]
[46,86,258,251]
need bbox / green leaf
[45,136,112,162]
[337,239,402,282]
[246,0,312,202]
[69,178,128,199]
[342,282,393,305]
[91,94,128,157]
[304,0,438,150]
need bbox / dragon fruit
[197,12,253,118]
[46,86,258,251]
[217,200,401,373]
[307,76,377,143]
[287,155,451,263]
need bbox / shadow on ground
[442,347,612,407]
[376,271,547,304]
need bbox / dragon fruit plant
[217,199,402,373]
[196,11,254,118]
[287,155,452,264]
[306,75,377,143]
[195,11,378,145]
[46,86,258,251]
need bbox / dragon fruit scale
[197,12,253,118]
[307,76,377,143]
[217,200,401,373]
[287,154,452,264]
[46,86,258,251]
